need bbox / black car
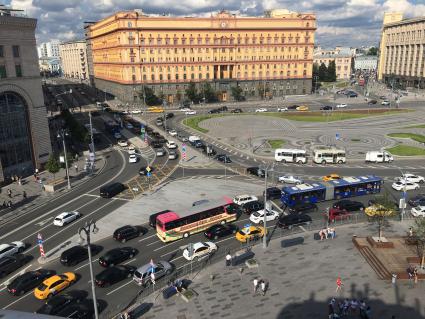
[320,105,333,110]
[193,140,204,148]
[95,265,136,287]
[139,166,155,176]
[240,200,264,215]
[149,210,172,228]
[332,200,365,212]
[99,182,125,198]
[246,167,266,178]
[215,154,232,163]
[277,214,312,229]
[7,269,56,296]
[208,109,221,114]
[288,203,318,214]
[36,290,87,315]
[60,245,102,266]
[99,247,138,267]
[204,224,239,240]
[408,194,425,207]
[287,105,299,110]
[0,254,27,278]
[150,140,163,148]
[217,106,228,112]
[231,108,243,113]
[379,95,387,100]
[113,225,146,243]
[165,112,174,119]
[55,299,97,319]
[367,99,377,105]
[348,92,358,98]
[264,187,281,200]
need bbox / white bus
[313,147,346,164]
[275,149,307,164]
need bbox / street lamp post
[88,111,96,174]
[263,163,275,249]
[78,220,99,319]
[57,129,71,190]
[398,169,407,222]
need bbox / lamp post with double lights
[263,162,276,249]
[57,129,71,190]
[78,220,99,319]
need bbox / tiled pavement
[134,221,424,319]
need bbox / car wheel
[274,216,278,220]
[129,254,134,259]
[282,159,286,163]
[322,160,326,165]
[18,289,25,296]
[337,160,343,164]
[121,238,126,243]
[259,220,263,224]
[297,160,303,164]
[288,225,293,230]
[359,207,364,211]
[165,269,172,275]
[420,180,424,184]
[18,247,24,253]
[232,229,237,234]
[214,235,218,240]
[183,232,189,238]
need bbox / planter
[181,289,198,302]
[367,236,394,248]
[245,258,259,268]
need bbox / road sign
[336,133,340,141]
[182,143,186,161]
[146,166,151,172]
[140,125,145,139]
[37,233,45,258]
[147,172,152,177]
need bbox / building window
[0,46,3,57]
[15,64,22,77]
[0,65,6,78]
[12,45,20,58]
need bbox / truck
[365,151,393,163]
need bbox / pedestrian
[33,173,37,181]
[328,299,335,319]
[7,189,12,198]
[7,200,12,208]
[74,164,78,173]
[360,300,366,318]
[409,227,413,237]
[364,306,372,319]
[336,276,343,292]
[22,191,27,199]
[253,278,259,295]
[260,280,267,296]
[35,168,39,175]
[225,252,232,266]
[18,176,21,185]
[413,267,418,285]
[350,299,359,314]
[2,201,6,208]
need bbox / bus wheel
[322,160,326,165]
[183,232,189,238]
[282,159,286,163]
[297,160,303,164]
[337,160,343,164]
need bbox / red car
[327,208,351,223]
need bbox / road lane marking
[20,197,100,242]
[74,258,99,271]
[84,194,101,198]
[0,264,33,289]
[138,234,156,242]
[35,217,54,227]
[3,290,32,309]
[123,258,136,265]
[106,279,133,296]
[146,241,160,247]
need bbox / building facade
[0,14,52,183]
[38,40,60,58]
[86,9,316,103]
[354,56,378,71]
[59,40,88,80]
[378,12,425,89]
[39,57,61,74]
[313,50,353,80]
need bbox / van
[188,135,200,143]
[365,151,393,163]
[99,182,125,198]
[133,260,173,286]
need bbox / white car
[411,206,425,217]
[399,174,425,184]
[336,103,347,108]
[233,194,258,206]
[0,241,25,259]
[392,180,420,191]
[114,132,122,139]
[129,154,138,163]
[279,175,303,184]
[53,211,81,227]
[168,150,178,160]
[185,110,197,115]
[128,145,136,155]
[249,208,280,224]
[277,107,288,112]
[156,148,165,157]
[255,108,268,113]
[131,109,142,114]
[166,140,177,149]
[168,130,177,136]
[381,100,390,105]
[179,107,191,112]
[118,140,128,147]
[182,242,217,261]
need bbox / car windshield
[37,283,47,290]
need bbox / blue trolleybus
[281,175,383,207]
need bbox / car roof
[42,275,62,285]
[0,244,12,250]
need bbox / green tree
[365,192,398,239]
[327,60,337,82]
[368,47,378,56]
[175,90,182,103]
[185,82,199,103]
[45,154,60,181]
[231,86,244,101]
[203,82,218,102]
[412,217,425,268]
[257,83,270,99]
[318,63,328,82]
[141,87,162,106]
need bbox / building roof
[383,16,425,28]
[283,183,326,195]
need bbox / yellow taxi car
[235,225,265,243]
[34,272,76,300]
[147,106,164,113]
[322,174,342,182]
[296,105,309,111]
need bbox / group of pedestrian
[328,298,372,319]
[407,265,418,285]
[253,278,268,296]
[1,200,13,209]
[319,227,336,240]
[10,175,22,185]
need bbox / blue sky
[6,0,425,47]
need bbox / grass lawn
[268,139,286,149]
[182,114,224,133]
[386,145,425,156]
[404,124,425,129]
[387,133,425,143]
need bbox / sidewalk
[132,221,424,319]
[0,154,106,224]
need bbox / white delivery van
[365,151,393,163]
[188,135,201,143]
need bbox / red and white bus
[156,197,239,243]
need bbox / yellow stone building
[86,9,316,103]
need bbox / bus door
[333,153,338,163]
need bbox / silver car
[133,260,172,286]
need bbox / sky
[6,0,425,48]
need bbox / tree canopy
[365,193,398,239]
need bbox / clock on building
[220,21,227,28]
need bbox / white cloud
[382,0,425,16]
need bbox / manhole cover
[264,150,271,153]
[358,151,365,154]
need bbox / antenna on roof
[0,4,24,16]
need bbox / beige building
[0,13,52,183]
[378,13,425,89]
[86,9,316,102]
[314,47,353,80]
[59,40,88,80]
